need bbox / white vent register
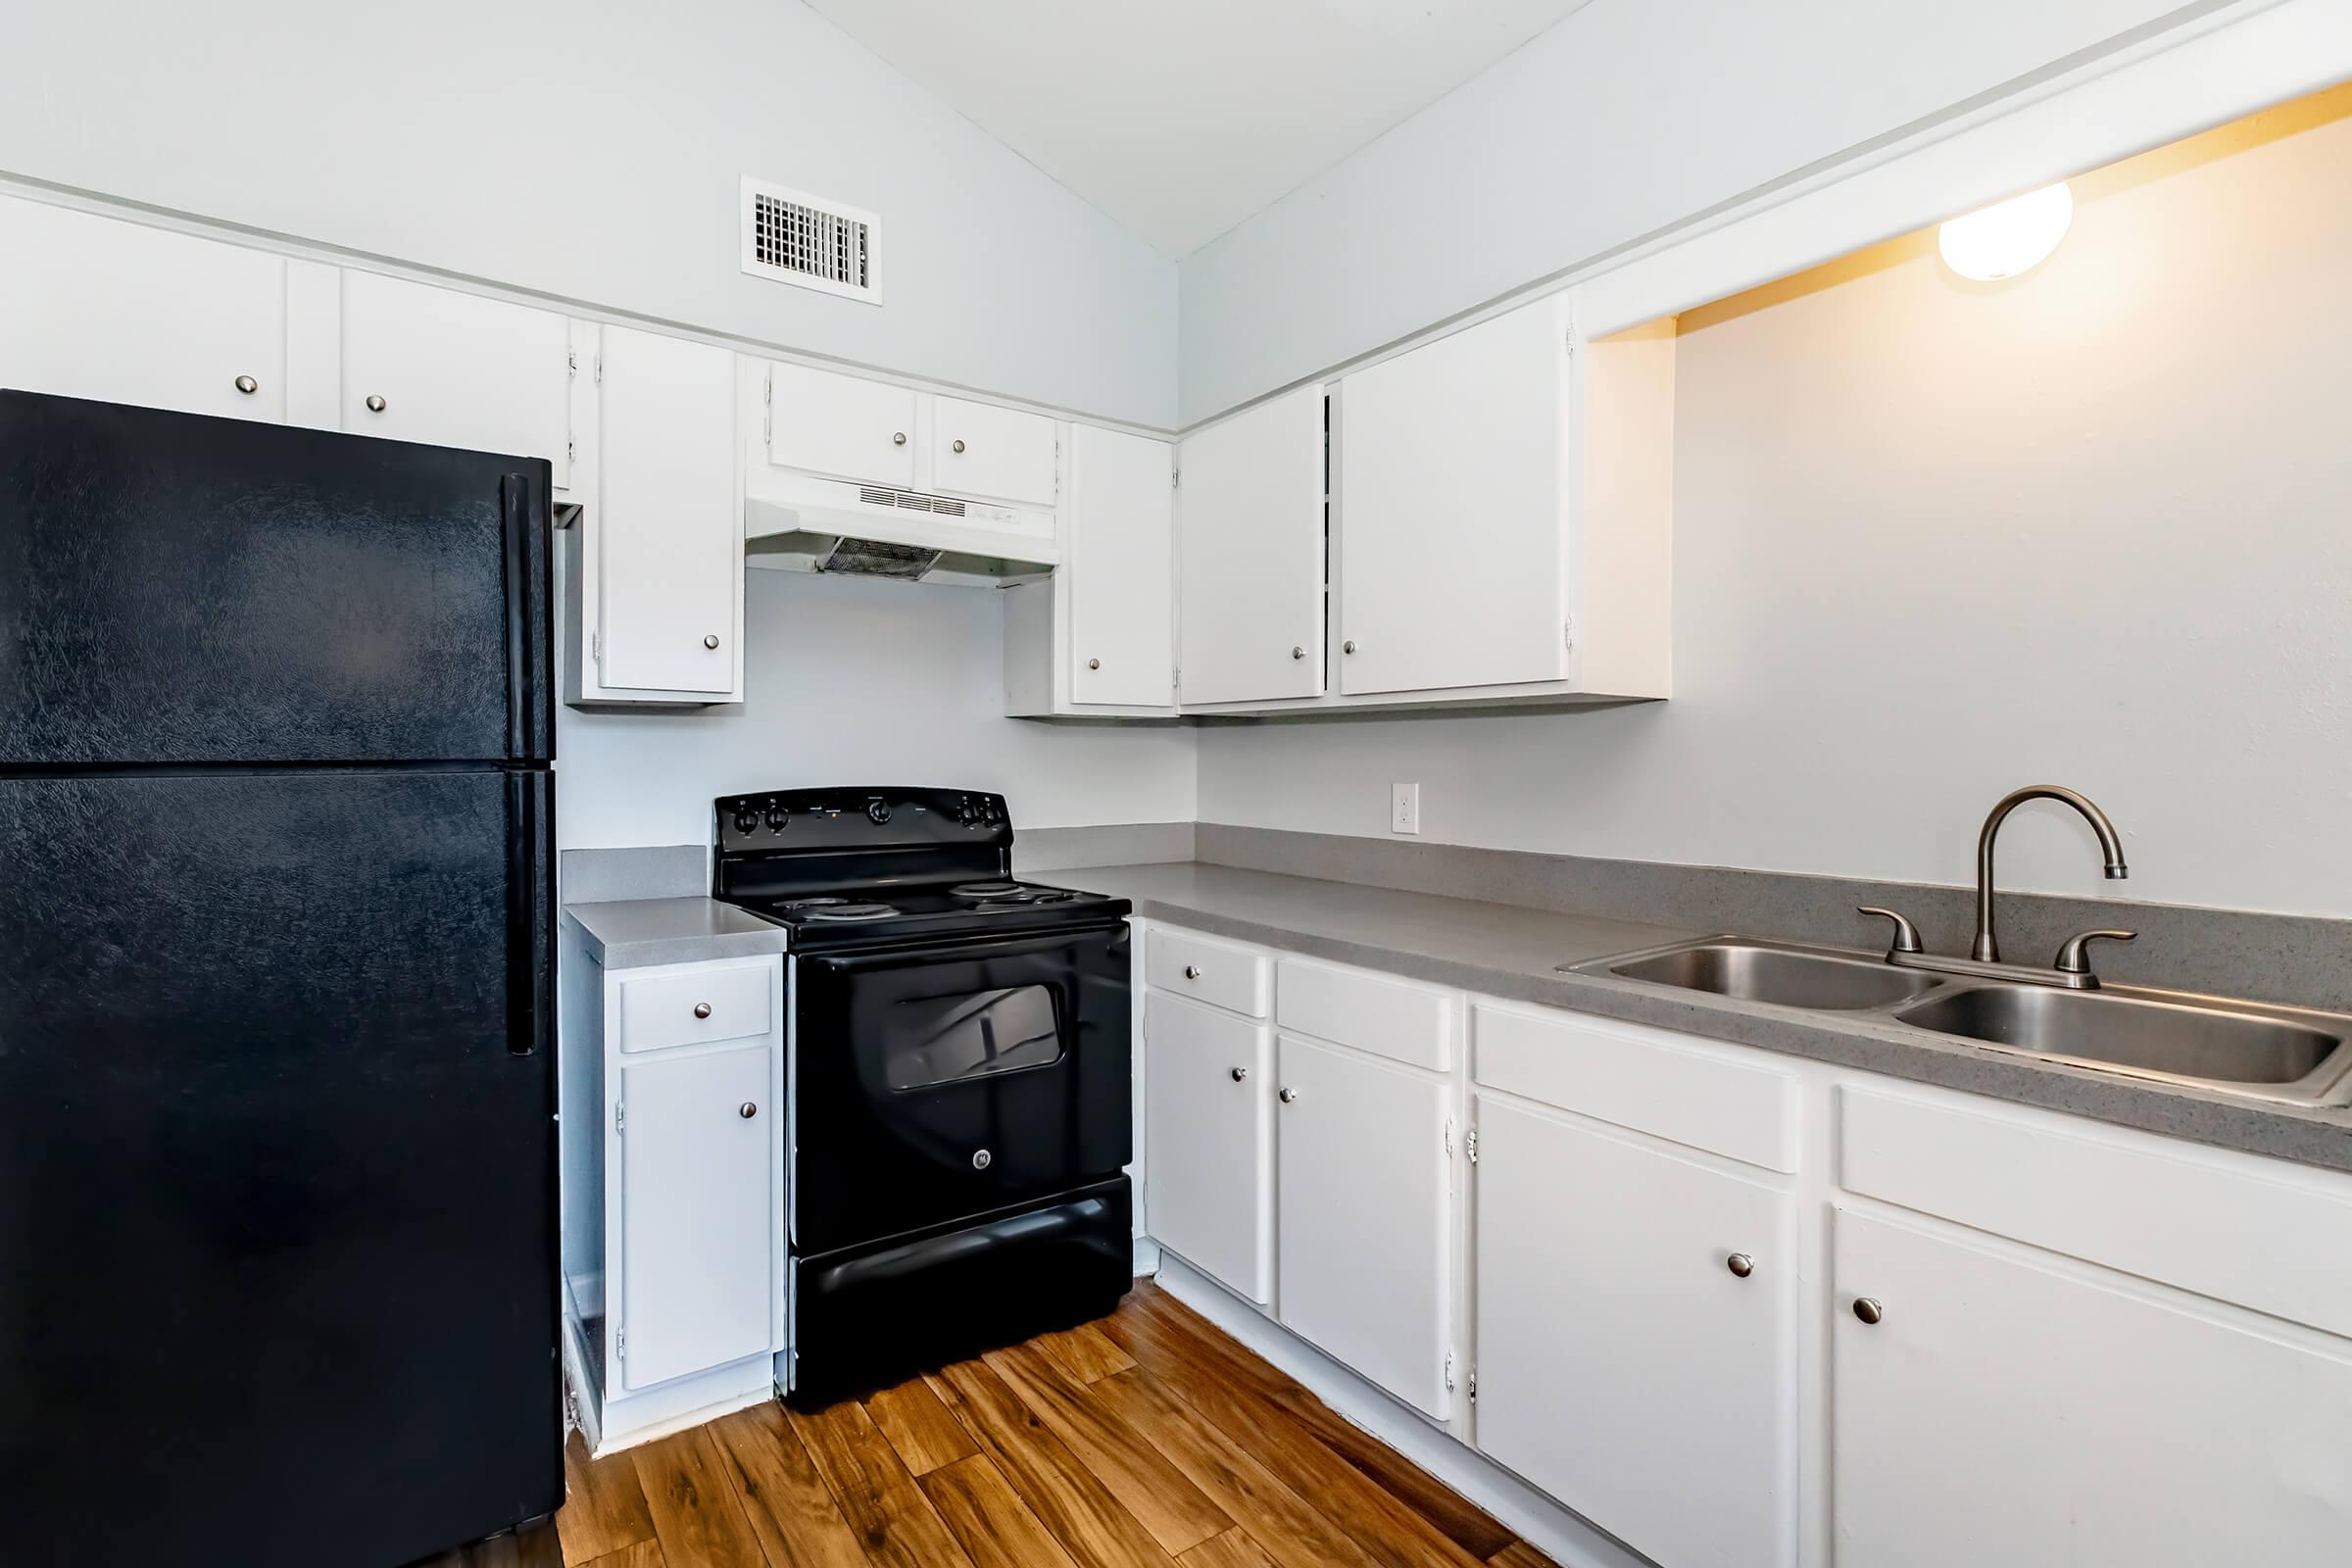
[740,177,880,303]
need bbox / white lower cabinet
[1275,1034,1453,1418]
[616,1043,775,1391]
[1833,1206,2352,1566]
[1474,1096,1795,1568]
[1144,991,1273,1302]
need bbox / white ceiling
[806,0,1597,258]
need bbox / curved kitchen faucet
[1859,784,2134,989]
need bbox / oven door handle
[802,924,1128,977]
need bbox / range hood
[745,469,1057,585]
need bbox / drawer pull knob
[1230,1066,1248,1082]
[1727,1253,1754,1279]
[1278,1086,1298,1104]
[693,1002,712,1019]
[365,393,387,414]
[704,633,721,649]
[1088,658,1101,670]
[1853,1297,1885,1325]
[234,374,259,395]
[952,438,967,454]
[1291,645,1304,659]
[893,431,907,446]
[1184,964,1201,980]
[739,1102,758,1119]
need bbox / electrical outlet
[1392,782,1421,836]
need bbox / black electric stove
[711,788,1135,1404]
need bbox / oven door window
[885,985,1064,1092]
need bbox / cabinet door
[595,327,741,697]
[1335,297,1569,695]
[1835,1207,2352,1566]
[618,1044,773,1390]
[0,198,286,421]
[1475,1097,1794,1568]
[1145,993,1273,1302]
[1068,425,1174,707]
[932,395,1057,508]
[1276,1035,1451,1416]
[1175,385,1326,705]
[341,270,570,485]
[767,361,916,488]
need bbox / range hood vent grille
[742,177,881,303]
[858,485,967,517]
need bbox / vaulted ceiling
[807,0,1597,258]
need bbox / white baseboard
[1151,1254,1648,1568]
[1132,1236,1162,1276]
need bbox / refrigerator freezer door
[0,390,551,765]
[0,767,560,1567]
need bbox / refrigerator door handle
[506,770,554,1058]
[501,469,554,763]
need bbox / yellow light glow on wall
[1937,183,2074,281]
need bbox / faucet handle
[2055,928,2136,976]
[1857,906,1925,956]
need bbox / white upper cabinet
[617,1043,774,1391]
[767,361,917,488]
[567,325,742,704]
[340,270,571,487]
[1336,296,1570,696]
[0,198,290,422]
[1067,425,1175,707]
[932,395,1058,509]
[1175,384,1327,706]
[1475,1097,1795,1568]
[1332,292,1673,704]
[1275,1033,1453,1418]
[1834,1206,2352,1567]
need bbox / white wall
[1177,0,2238,423]
[558,568,1196,850]
[0,0,1176,427]
[1197,101,2352,917]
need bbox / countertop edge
[562,898,789,971]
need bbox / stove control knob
[731,808,759,835]
[866,800,893,825]
[982,799,1003,823]
[764,806,790,832]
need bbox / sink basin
[1894,984,2352,1103]
[1587,940,1942,1011]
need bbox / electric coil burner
[712,788,1133,1404]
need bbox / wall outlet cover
[1392,782,1421,835]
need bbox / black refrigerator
[0,391,562,1566]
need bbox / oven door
[791,922,1132,1256]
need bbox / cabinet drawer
[1277,956,1454,1071]
[1473,1002,1797,1172]
[932,396,1056,507]
[617,961,774,1054]
[1839,1086,2352,1339]
[1147,928,1270,1018]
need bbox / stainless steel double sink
[1566,936,2352,1106]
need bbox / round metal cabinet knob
[1291,645,1305,660]
[892,431,907,446]
[1230,1066,1249,1082]
[738,1102,758,1119]
[952,438,967,454]
[1853,1297,1885,1325]
[365,394,387,414]
[1088,658,1101,670]
[234,374,259,395]
[1727,1253,1755,1279]
[1278,1087,1298,1104]
[1344,640,1358,654]
[693,1002,712,1019]
[704,634,721,649]
[1183,964,1201,980]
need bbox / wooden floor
[421,1281,1554,1568]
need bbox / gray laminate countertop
[1042,861,2352,1175]
[563,897,788,970]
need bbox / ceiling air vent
[741,177,881,304]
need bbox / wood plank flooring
[419,1283,1553,1568]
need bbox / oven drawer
[617,960,775,1054]
[1147,927,1270,1018]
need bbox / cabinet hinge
[614,1101,624,1134]
[1468,1368,1478,1402]
[1563,616,1575,654]
[1171,467,1180,490]
[615,1328,626,1359]
[1444,1349,1456,1392]
[594,355,604,384]
[591,630,602,662]
[566,349,577,377]
[1464,1127,1479,1165]
[1444,1118,1455,1158]
[567,438,576,466]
